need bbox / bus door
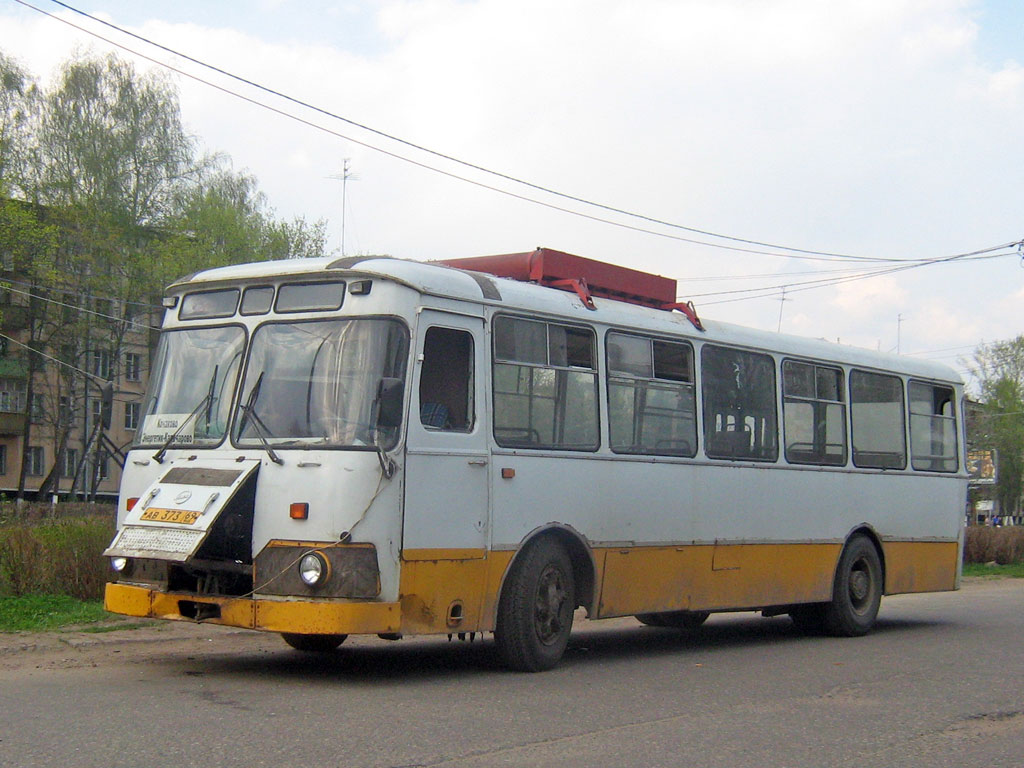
[402,310,489,559]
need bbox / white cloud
[0,0,1022,360]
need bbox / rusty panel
[596,543,840,618]
[882,541,959,594]
[255,543,380,598]
[398,557,490,634]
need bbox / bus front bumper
[104,582,401,635]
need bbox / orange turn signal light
[290,502,309,520]
[126,497,139,512]
[501,468,516,479]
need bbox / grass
[0,594,113,632]
[962,562,1024,579]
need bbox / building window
[90,349,112,381]
[29,393,44,422]
[0,444,6,475]
[26,446,44,476]
[62,448,78,479]
[89,398,103,432]
[124,352,142,382]
[0,378,26,413]
[59,395,72,425]
[124,401,140,431]
[95,451,109,480]
[606,332,697,457]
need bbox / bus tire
[823,535,883,637]
[636,611,709,629]
[494,537,576,672]
[281,633,348,652]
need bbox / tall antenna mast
[327,158,357,256]
[776,286,789,332]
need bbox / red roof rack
[436,248,704,331]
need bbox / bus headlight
[110,556,131,575]
[298,552,329,587]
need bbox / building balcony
[0,411,25,436]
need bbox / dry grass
[964,525,1024,565]
[0,505,116,600]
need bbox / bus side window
[419,327,474,431]
[908,381,957,472]
[492,316,599,451]
[782,360,847,466]
[850,370,906,469]
[607,332,697,457]
[701,345,779,461]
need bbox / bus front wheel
[823,535,883,637]
[494,537,576,672]
[281,633,348,652]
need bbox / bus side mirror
[376,377,404,429]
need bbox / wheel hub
[535,565,568,645]
[849,567,870,603]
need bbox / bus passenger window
[419,327,474,431]
[909,381,957,472]
[492,316,599,451]
[782,360,847,466]
[607,332,696,457]
[850,370,906,469]
[701,345,778,461]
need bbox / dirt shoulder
[0,618,275,672]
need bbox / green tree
[37,53,198,226]
[969,335,1024,516]
[2,51,332,497]
[0,52,37,198]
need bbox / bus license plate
[140,508,201,525]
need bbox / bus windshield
[233,318,408,450]
[135,325,246,447]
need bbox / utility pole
[777,286,789,333]
[327,158,356,256]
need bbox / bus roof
[171,253,961,384]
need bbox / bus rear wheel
[636,611,710,629]
[281,633,348,652]
[822,535,883,637]
[494,537,576,672]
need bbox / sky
[1,0,1023,387]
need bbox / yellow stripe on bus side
[594,543,842,617]
[882,540,959,594]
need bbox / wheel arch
[495,524,598,620]
[836,524,887,595]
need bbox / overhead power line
[18,0,998,266]
[689,245,1021,305]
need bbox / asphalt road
[1,578,1022,768]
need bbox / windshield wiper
[237,372,283,465]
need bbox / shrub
[964,526,1024,565]
[0,514,116,600]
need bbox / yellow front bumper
[105,582,401,635]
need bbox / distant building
[0,254,158,502]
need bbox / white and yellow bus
[104,248,966,671]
